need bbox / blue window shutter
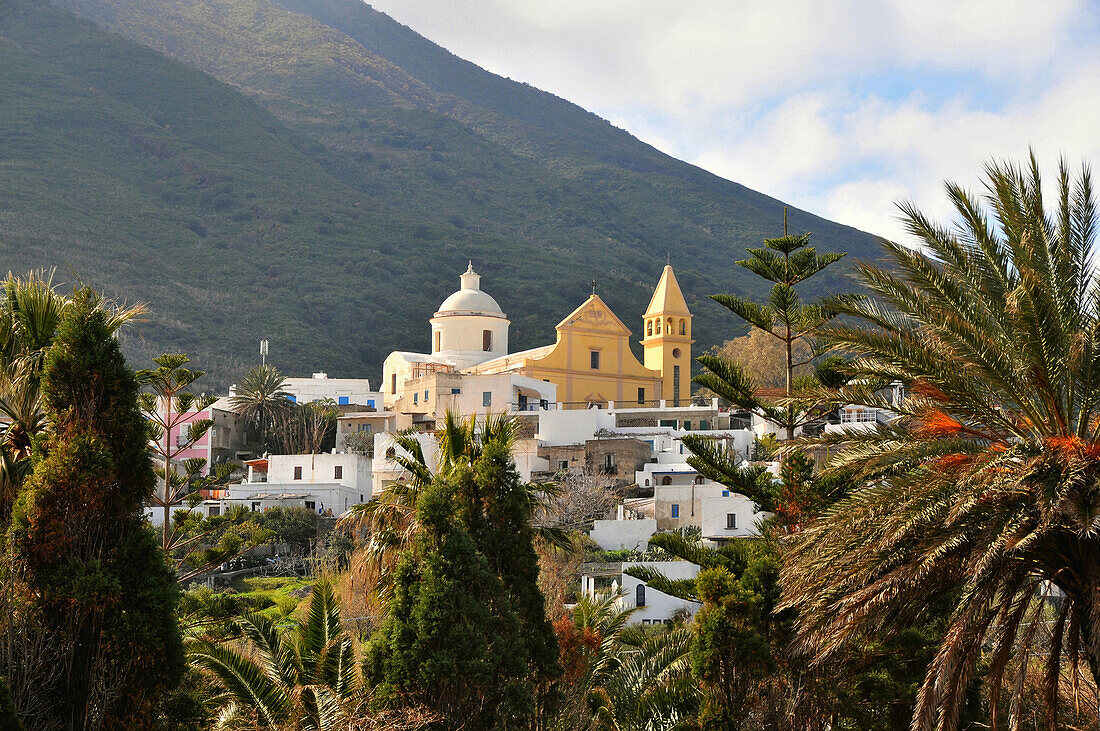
[338,396,349,405]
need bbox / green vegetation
[5,290,183,728]
[230,364,292,451]
[362,417,560,728]
[692,212,857,441]
[1,0,877,387]
[188,580,360,729]
[784,156,1100,728]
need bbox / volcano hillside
[0,0,880,385]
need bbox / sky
[366,0,1100,242]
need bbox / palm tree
[187,580,359,730]
[230,364,291,451]
[781,155,1100,729]
[586,625,698,731]
[0,270,143,512]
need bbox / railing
[840,409,879,423]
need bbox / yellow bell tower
[642,265,693,406]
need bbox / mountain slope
[2,0,880,385]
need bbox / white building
[199,452,372,518]
[383,263,512,406]
[282,372,381,408]
[700,493,770,544]
[591,505,657,551]
[429,262,510,370]
[580,560,702,625]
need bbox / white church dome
[434,262,506,318]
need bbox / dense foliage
[1,0,876,385]
[363,435,560,728]
[785,156,1100,729]
[5,290,183,728]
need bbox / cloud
[365,0,1100,241]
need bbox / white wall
[430,313,510,369]
[371,431,439,495]
[617,561,701,625]
[283,374,380,407]
[513,437,550,482]
[266,453,371,494]
[208,482,365,516]
[590,518,657,551]
[700,495,771,540]
[536,407,616,446]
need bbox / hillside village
[149,261,899,626]
[2,0,1096,727]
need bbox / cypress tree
[6,289,182,728]
[364,442,559,729]
[471,441,561,694]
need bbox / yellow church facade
[469,265,692,408]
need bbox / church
[381,262,693,423]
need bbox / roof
[556,295,631,335]
[465,344,556,374]
[338,411,395,420]
[644,265,691,317]
[433,262,506,319]
[435,289,505,317]
[243,458,269,471]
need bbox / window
[638,387,645,404]
[451,387,461,394]
[727,513,737,529]
[286,394,296,403]
[293,466,302,480]
[644,478,650,486]
[208,505,220,517]
[722,490,729,497]
[358,423,372,433]
[367,399,375,408]
[424,390,429,402]
[603,453,615,471]
[673,365,681,406]
[483,329,493,351]
[679,319,686,335]
[391,373,397,394]
[661,476,673,486]
[693,475,705,485]
[483,391,492,407]
[413,392,418,405]
[360,494,364,503]
[636,584,646,607]
[386,447,396,459]
[590,350,600,369]
[667,318,673,333]
[699,420,709,430]
[558,460,569,471]
[338,396,349,405]
[656,319,661,334]
[305,501,316,511]
[540,399,549,409]
[671,503,679,518]
[435,331,441,351]
[518,394,528,410]
[646,320,653,336]
[334,465,343,479]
